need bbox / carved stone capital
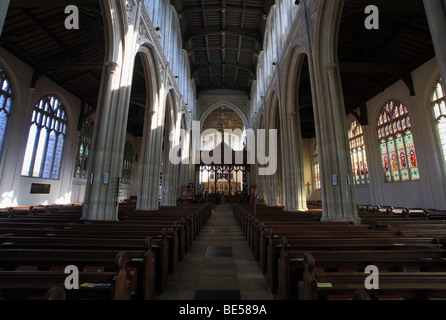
[325,63,338,75]
[105,62,120,74]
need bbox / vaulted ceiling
[338,0,434,126]
[298,0,435,138]
[1,1,105,129]
[0,0,437,140]
[172,0,275,95]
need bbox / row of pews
[0,202,212,300]
[233,203,446,300]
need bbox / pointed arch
[199,101,249,133]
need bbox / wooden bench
[61,222,181,274]
[0,251,132,300]
[0,235,168,294]
[298,252,446,300]
[280,248,446,300]
[272,236,444,299]
[423,209,446,220]
[261,227,398,274]
[0,246,156,300]
[0,203,212,299]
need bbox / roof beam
[197,85,250,94]
[343,0,425,13]
[188,46,257,55]
[36,61,104,71]
[221,0,227,85]
[180,4,265,16]
[184,27,261,47]
[193,63,256,80]
[339,62,409,74]
[9,0,95,7]
[234,0,248,87]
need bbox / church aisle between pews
[158,205,274,300]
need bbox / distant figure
[216,192,221,205]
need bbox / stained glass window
[348,120,369,185]
[0,67,13,162]
[121,141,133,185]
[377,100,420,182]
[432,79,446,167]
[74,118,94,179]
[21,95,67,180]
[313,144,320,189]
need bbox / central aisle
[159,204,274,300]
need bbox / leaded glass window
[74,118,94,179]
[0,67,13,161]
[377,100,420,182]
[313,144,320,189]
[348,121,369,185]
[432,79,446,167]
[121,141,133,185]
[21,95,67,180]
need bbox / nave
[2,200,446,301]
[159,204,273,300]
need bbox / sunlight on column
[56,192,72,205]
[1,191,17,208]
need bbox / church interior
[1,0,446,303]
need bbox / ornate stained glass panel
[348,120,369,185]
[313,144,320,189]
[377,100,420,182]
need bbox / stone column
[0,0,10,37]
[160,116,178,206]
[136,110,157,210]
[284,111,308,212]
[139,64,169,210]
[313,63,360,224]
[424,0,446,88]
[82,61,129,221]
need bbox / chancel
[1,0,446,303]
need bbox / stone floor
[158,204,275,300]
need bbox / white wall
[299,57,446,210]
[356,57,446,209]
[0,47,81,207]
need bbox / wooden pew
[298,252,446,300]
[261,226,398,275]
[0,247,155,300]
[0,235,168,294]
[0,252,132,300]
[279,247,446,300]
[273,236,444,299]
[424,209,446,220]
[61,222,180,274]
[0,203,211,298]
